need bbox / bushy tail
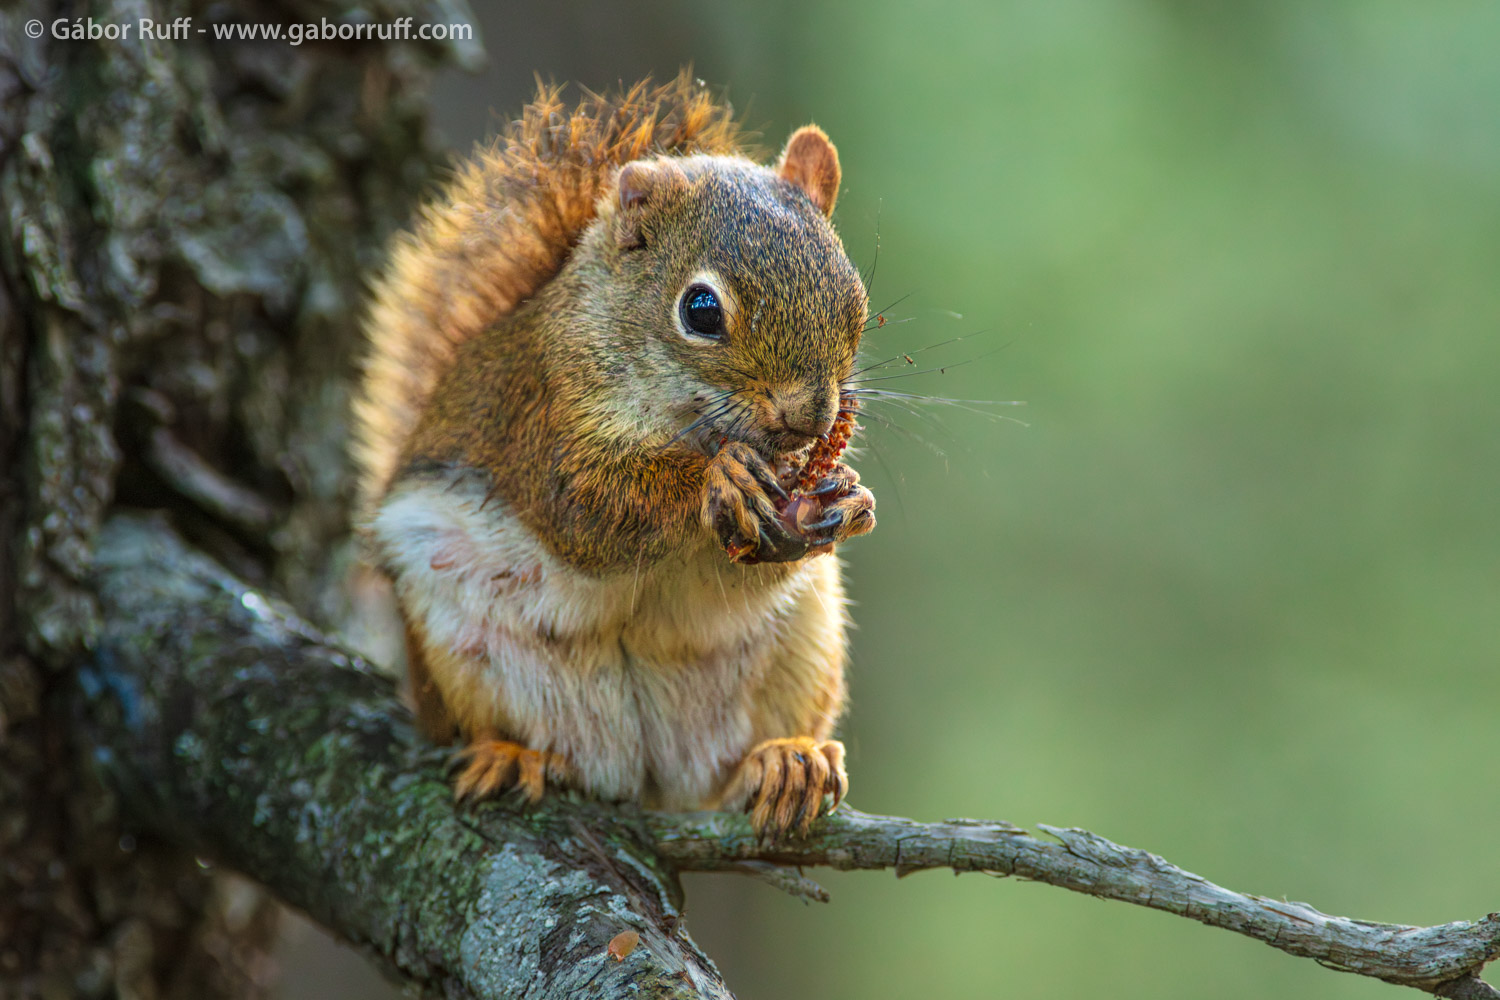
[352,72,745,515]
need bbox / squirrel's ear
[617,161,662,212]
[777,125,841,218]
[615,160,684,249]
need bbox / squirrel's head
[573,127,868,463]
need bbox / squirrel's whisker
[849,391,954,434]
[860,315,916,334]
[858,203,881,291]
[856,433,911,524]
[849,387,1025,412]
[851,406,953,461]
[659,394,743,450]
[858,292,914,334]
[850,326,993,378]
[851,391,1027,431]
[847,342,1008,385]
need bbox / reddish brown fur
[354,73,745,516]
[355,76,876,836]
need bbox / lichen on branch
[80,515,1499,1000]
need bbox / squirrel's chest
[373,476,813,806]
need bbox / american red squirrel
[353,75,875,837]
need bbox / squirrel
[352,74,876,837]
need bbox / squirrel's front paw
[720,737,848,838]
[703,442,806,564]
[785,463,876,546]
[449,735,571,804]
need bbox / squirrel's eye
[679,284,726,342]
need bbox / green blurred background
[283,1,1500,996]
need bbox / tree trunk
[0,1,471,994]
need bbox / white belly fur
[371,473,845,809]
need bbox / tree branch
[82,515,728,1000]
[651,812,1500,996]
[80,514,1498,999]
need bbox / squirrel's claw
[704,442,796,563]
[720,737,848,839]
[705,449,874,564]
[783,463,876,548]
[755,465,790,502]
[808,486,876,545]
[728,515,820,565]
[449,736,569,804]
[745,518,823,564]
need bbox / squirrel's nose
[775,386,836,439]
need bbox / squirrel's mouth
[675,393,819,466]
[763,427,819,457]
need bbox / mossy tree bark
[70,515,1500,1000]
[0,1,476,994]
[82,515,729,999]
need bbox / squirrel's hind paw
[449,737,569,804]
[721,737,848,838]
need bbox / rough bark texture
[0,0,475,994]
[652,813,1500,995]
[83,515,730,999]
[83,514,1497,1000]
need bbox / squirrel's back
[352,74,746,513]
